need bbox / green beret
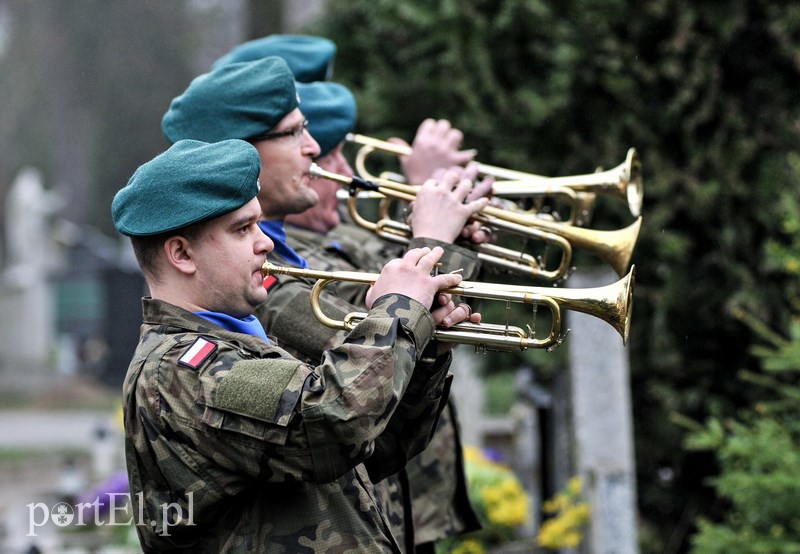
[112,139,261,237]
[212,34,336,83]
[162,57,298,144]
[296,82,357,157]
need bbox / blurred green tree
[310,0,800,550]
[678,149,800,553]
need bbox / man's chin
[299,194,319,214]
[249,294,267,310]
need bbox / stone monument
[0,167,62,378]
[566,267,638,554]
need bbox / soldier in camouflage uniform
[271,81,486,553]
[111,138,478,552]
[207,35,486,552]
[160,45,488,551]
[156,54,486,552]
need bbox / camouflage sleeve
[365,353,453,483]
[183,293,444,485]
[404,400,483,541]
[297,292,443,483]
[326,280,371,311]
[257,276,456,475]
[327,221,403,273]
[305,222,399,306]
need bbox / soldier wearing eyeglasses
[150,55,487,553]
[194,36,492,554]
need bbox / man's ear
[163,235,196,275]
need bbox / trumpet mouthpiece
[309,162,326,178]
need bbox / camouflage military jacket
[405,401,482,543]
[123,296,451,553]
[292,222,395,274]
[263,224,482,548]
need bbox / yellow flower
[115,404,125,431]
[463,445,484,463]
[445,446,534,552]
[561,530,582,548]
[567,476,583,496]
[451,538,486,554]
[536,476,591,549]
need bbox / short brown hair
[129,220,209,283]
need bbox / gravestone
[0,168,62,381]
[566,267,638,554]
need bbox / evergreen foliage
[680,158,800,552]
[311,1,800,550]
[681,303,800,552]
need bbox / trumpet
[491,148,643,218]
[311,163,641,280]
[261,261,635,352]
[346,133,643,218]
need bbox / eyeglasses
[249,120,309,143]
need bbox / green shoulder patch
[214,359,301,422]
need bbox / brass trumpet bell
[491,148,644,218]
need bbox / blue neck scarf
[195,311,270,345]
[258,220,309,268]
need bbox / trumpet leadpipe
[310,162,415,201]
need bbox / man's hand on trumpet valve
[406,168,490,244]
[392,118,477,185]
[365,246,466,311]
[452,162,495,244]
[426,162,495,244]
[429,160,494,199]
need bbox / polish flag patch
[263,275,278,291]
[178,337,217,369]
